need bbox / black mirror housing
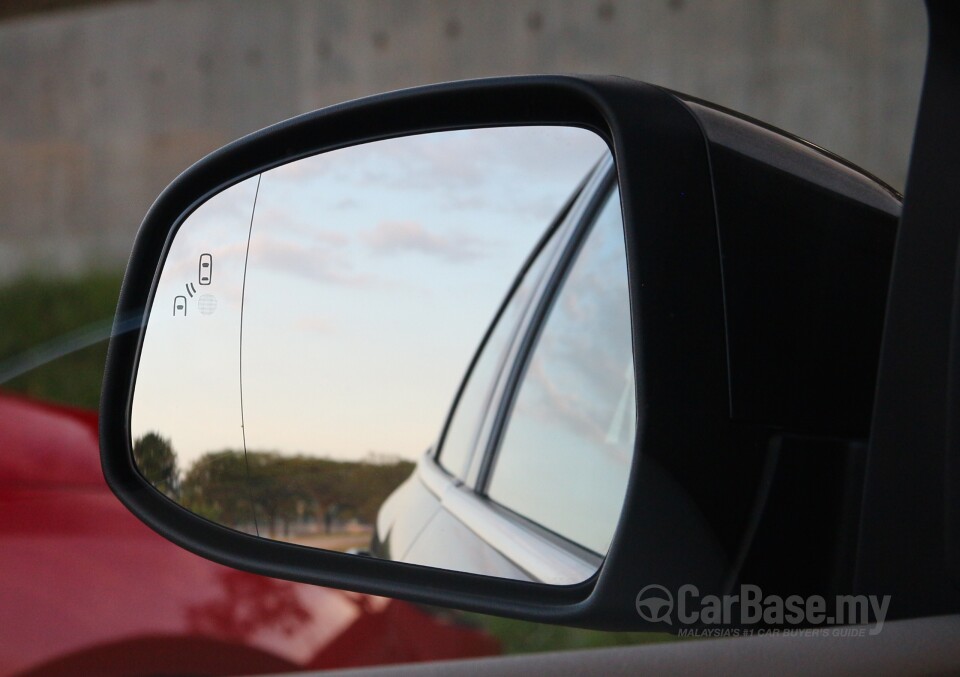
[101,75,900,630]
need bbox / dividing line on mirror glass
[239,174,263,537]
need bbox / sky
[131,126,610,473]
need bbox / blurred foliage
[460,612,675,654]
[0,271,123,410]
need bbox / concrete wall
[0,0,927,279]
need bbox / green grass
[460,612,674,654]
[0,270,124,410]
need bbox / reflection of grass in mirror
[457,611,677,653]
[164,446,413,549]
[0,271,123,409]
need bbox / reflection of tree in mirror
[132,432,180,500]
[179,450,254,531]
[180,450,414,549]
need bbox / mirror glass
[131,126,631,584]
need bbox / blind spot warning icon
[199,253,213,285]
[173,295,187,316]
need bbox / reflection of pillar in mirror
[605,364,634,445]
[173,295,187,316]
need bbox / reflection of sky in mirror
[132,177,257,473]
[133,126,609,472]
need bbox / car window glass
[486,187,633,555]
[437,221,569,479]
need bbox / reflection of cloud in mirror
[389,127,602,187]
[556,285,629,390]
[363,221,489,263]
[521,356,608,443]
[253,206,350,246]
[248,237,373,287]
[267,127,606,222]
[389,142,484,188]
[382,129,604,219]
[333,197,358,210]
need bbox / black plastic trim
[855,0,960,618]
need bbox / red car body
[0,392,498,676]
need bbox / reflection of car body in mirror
[371,108,900,587]
[371,158,637,584]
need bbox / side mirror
[101,76,900,630]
